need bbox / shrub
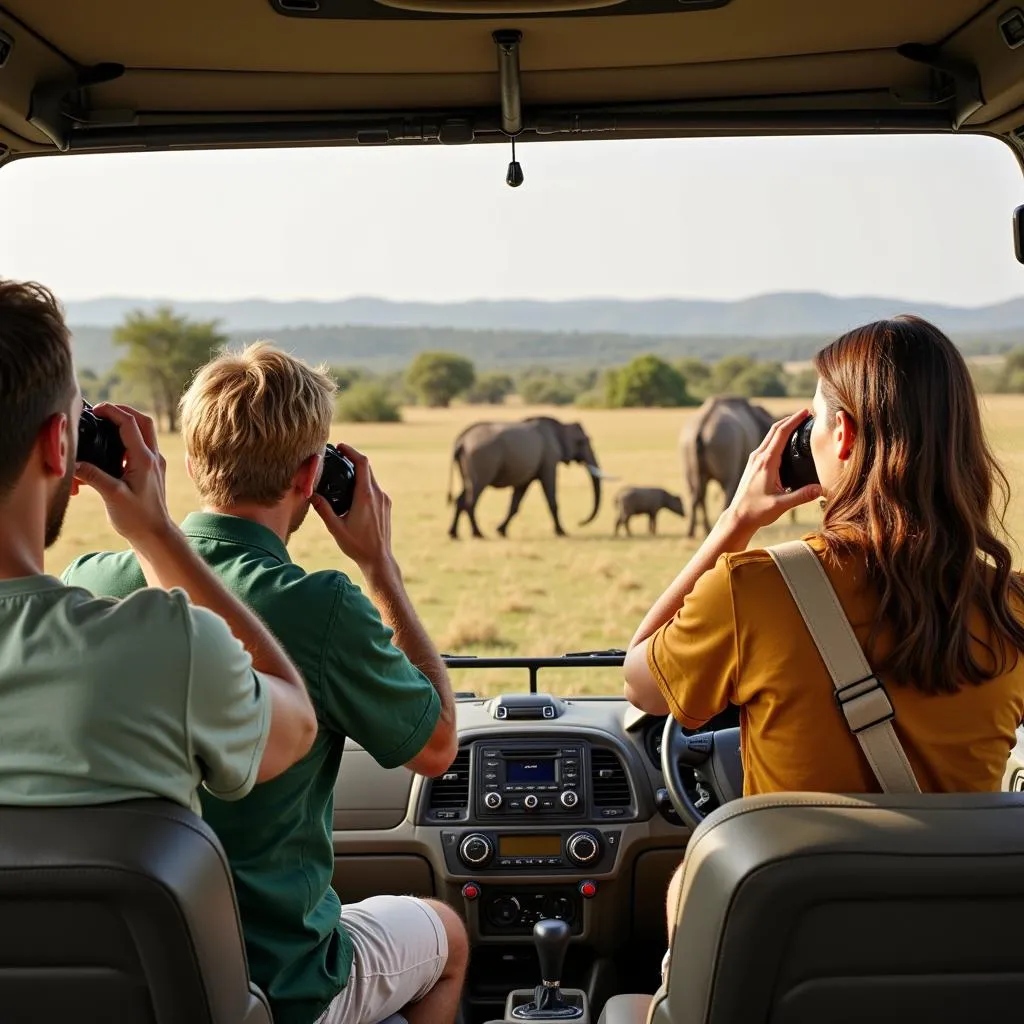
[729,362,789,398]
[405,351,475,407]
[607,354,694,407]
[467,372,515,405]
[336,381,402,423]
[519,373,577,405]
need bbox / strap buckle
[834,674,894,734]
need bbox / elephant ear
[556,421,579,461]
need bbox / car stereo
[476,739,585,816]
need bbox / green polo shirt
[63,512,441,1024]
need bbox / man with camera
[63,342,465,1024]
[0,278,317,813]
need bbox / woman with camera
[624,315,1024,794]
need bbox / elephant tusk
[587,465,620,481]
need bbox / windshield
[4,134,1022,696]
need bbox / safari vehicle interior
[3,2,1024,1023]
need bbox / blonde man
[63,343,465,1024]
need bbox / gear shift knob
[534,918,570,987]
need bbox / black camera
[316,444,356,516]
[78,400,126,479]
[779,415,818,490]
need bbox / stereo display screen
[499,834,562,857]
[506,758,556,782]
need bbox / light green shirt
[0,575,270,815]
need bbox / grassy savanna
[50,398,1024,697]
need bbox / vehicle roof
[0,1,1021,164]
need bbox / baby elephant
[613,486,686,536]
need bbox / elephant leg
[540,470,566,536]
[448,490,466,539]
[613,515,622,537]
[623,516,632,537]
[465,494,485,539]
[497,484,530,538]
[687,489,701,538]
[698,492,711,537]
[454,484,485,539]
[649,512,657,535]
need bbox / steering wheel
[661,717,744,829]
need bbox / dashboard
[330,692,739,951]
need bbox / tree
[78,367,101,399]
[607,354,694,408]
[113,306,226,431]
[405,352,475,407]
[519,372,578,406]
[710,354,756,394]
[676,357,712,398]
[336,381,402,423]
[468,372,515,405]
[730,362,789,398]
[787,366,819,397]
[328,365,366,391]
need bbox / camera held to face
[78,400,126,479]
[779,415,818,490]
[316,444,356,516]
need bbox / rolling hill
[66,292,1024,374]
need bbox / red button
[579,881,597,899]
[462,883,480,900]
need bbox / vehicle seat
[0,798,271,1024]
[599,792,1024,1024]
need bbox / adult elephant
[679,396,776,537]
[447,416,602,538]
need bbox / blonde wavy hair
[180,342,336,507]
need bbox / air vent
[427,749,470,819]
[590,748,631,807]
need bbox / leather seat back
[0,799,271,1024]
[651,792,1024,1024]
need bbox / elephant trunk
[579,446,601,526]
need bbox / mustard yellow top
[647,536,1024,795]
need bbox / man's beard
[44,458,75,548]
[287,500,311,541]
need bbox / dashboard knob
[486,895,522,928]
[560,790,579,809]
[566,830,601,866]
[459,833,493,868]
[523,793,539,810]
[483,791,503,810]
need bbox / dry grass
[48,398,1024,697]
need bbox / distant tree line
[968,348,1024,394]
[70,318,1024,378]
[76,307,1024,428]
[327,351,813,418]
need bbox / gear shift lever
[511,919,582,1020]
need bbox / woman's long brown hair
[815,316,1024,694]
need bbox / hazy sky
[1,133,1022,306]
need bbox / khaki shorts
[316,895,448,1024]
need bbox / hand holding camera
[726,408,823,534]
[312,442,397,577]
[74,401,176,549]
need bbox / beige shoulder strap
[767,540,921,794]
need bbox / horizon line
[59,289,1024,310]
